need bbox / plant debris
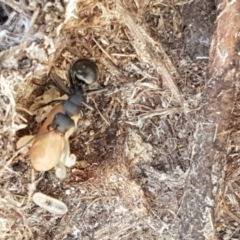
[0,0,240,239]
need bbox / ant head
[69,59,99,86]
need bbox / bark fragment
[117,0,184,106]
[180,1,240,239]
[209,1,240,78]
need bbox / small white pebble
[65,189,71,195]
[109,175,118,182]
[193,66,199,71]
[80,189,86,194]
[84,119,91,127]
[118,177,123,181]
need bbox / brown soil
[0,0,239,239]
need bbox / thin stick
[82,101,94,111]
[91,98,110,125]
[86,88,108,95]
[93,37,118,65]
[0,0,29,16]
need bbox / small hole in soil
[0,3,31,51]
[18,57,32,69]
[0,94,10,104]
[0,4,8,25]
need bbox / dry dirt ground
[0,0,240,239]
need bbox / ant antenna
[50,73,70,95]
[66,63,75,91]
